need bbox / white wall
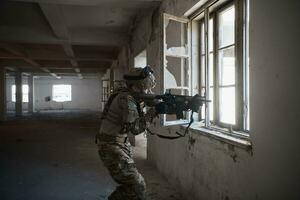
[6,76,102,112]
[124,0,300,199]
[34,76,101,111]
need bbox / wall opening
[134,50,147,68]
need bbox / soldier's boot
[108,182,146,200]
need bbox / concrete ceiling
[0,0,161,78]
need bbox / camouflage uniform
[96,88,150,200]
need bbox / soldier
[96,66,157,200]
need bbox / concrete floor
[0,111,182,200]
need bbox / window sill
[180,122,252,151]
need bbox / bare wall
[6,76,102,112]
[34,77,102,111]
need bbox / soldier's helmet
[123,65,156,93]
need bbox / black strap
[101,93,119,120]
[123,66,154,80]
[146,111,194,140]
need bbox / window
[163,0,249,133]
[52,85,72,102]
[161,13,191,126]
[12,85,29,103]
[197,0,249,132]
[102,80,109,103]
[134,50,147,68]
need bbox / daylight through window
[12,85,29,103]
[162,0,249,133]
[52,85,72,102]
[196,0,249,132]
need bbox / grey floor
[0,111,182,200]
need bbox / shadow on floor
[0,111,182,200]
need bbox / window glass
[193,1,249,132]
[12,85,15,102]
[134,50,147,68]
[209,19,214,52]
[22,85,29,103]
[219,46,235,86]
[209,87,214,120]
[220,87,235,124]
[201,23,205,54]
[219,6,235,48]
[209,53,214,121]
[12,85,29,103]
[52,85,72,102]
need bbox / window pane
[134,50,147,68]
[200,54,205,121]
[200,87,205,120]
[209,53,214,121]
[52,85,72,102]
[220,87,235,124]
[219,6,235,48]
[201,19,213,53]
[201,55,205,87]
[165,56,189,88]
[219,46,235,86]
[209,19,214,52]
[12,85,16,102]
[165,18,188,56]
[11,85,29,103]
[209,87,214,121]
[246,56,250,130]
[22,85,29,103]
[209,53,214,87]
[201,22,205,54]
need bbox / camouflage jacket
[98,87,148,137]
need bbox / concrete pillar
[15,71,22,117]
[0,67,6,121]
[28,75,34,113]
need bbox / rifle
[132,91,211,139]
[133,92,210,119]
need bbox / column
[0,67,6,121]
[28,75,34,113]
[15,71,22,117]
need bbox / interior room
[0,0,299,199]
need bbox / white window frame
[198,0,249,132]
[52,84,72,102]
[162,0,249,133]
[161,13,192,126]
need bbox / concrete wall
[34,77,101,111]
[123,0,300,199]
[6,76,102,112]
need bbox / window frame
[161,13,192,126]
[162,0,249,133]
[52,84,72,102]
[11,84,29,103]
[196,0,248,132]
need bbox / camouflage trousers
[98,141,146,200]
